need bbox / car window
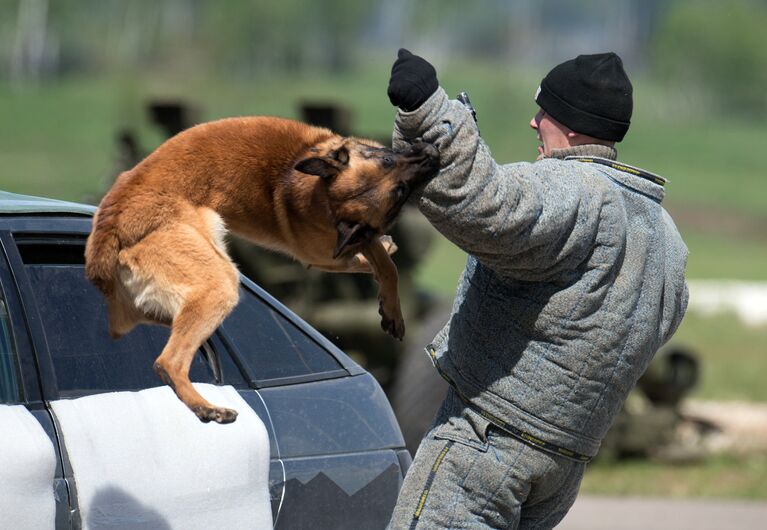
[0,292,22,404]
[16,238,216,398]
[220,285,344,384]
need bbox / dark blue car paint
[0,201,407,529]
[276,450,403,530]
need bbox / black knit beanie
[535,52,633,142]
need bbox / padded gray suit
[387,88,689,529]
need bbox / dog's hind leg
[121,209,241,423]
[153,281,239,423]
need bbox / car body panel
[277,450,403,530]
[253,375,404,459]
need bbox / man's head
[530,52,632,159]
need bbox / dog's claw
[379,300,405,340]
[381,316,405,341]
[379,235,398,256]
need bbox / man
[386,49,688,529]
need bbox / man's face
[530,108,572,160]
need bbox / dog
[84,116,439,424]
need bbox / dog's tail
[85,192,122,296]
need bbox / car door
[0,229,75,529]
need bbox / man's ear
[333,221,371,259]
[294,157,340,179]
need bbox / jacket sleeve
[659,209,690,345]
[393,87,602,280]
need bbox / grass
[671,312,767,403]
[581,453,767,499]
[680,231,767,281]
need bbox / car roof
[0,190,96,217]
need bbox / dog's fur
[85,116,438,423]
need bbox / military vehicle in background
[108,100,701,459]
[599,346,702,461]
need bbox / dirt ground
[680,400,767,454]
[559,495,767,530]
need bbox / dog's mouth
[400,141,440,175]
[379,144,439,228]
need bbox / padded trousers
[388,388,586,529]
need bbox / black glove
[387,48,438,112]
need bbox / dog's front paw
[378,300,405,340]
[193,405,239,424]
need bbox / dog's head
[295,137,439,259]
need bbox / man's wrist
[395,87,447,138]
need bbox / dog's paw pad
[193,406,238,424]
[215,408,238,424]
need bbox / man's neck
[547,144,617,160]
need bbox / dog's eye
[382,156,394,168]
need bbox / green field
[2,62,766,499]
[582,453,767,499]
[2,59,766,215]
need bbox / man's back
[428,155,689,457]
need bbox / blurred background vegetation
[1,0,766,499]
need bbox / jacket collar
[566,155,667,203]
[547,144,617,161]
[546,144,666,203]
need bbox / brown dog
[85,116,438,424]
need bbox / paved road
[558,495,767,529]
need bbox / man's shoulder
[511,158,616,191]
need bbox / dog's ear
[333,221,370,259]
[329,145,349,165]
[295,146,349,179]
[294,157,340,179]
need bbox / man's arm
[393,86,601,280]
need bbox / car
[0,190,410,529]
